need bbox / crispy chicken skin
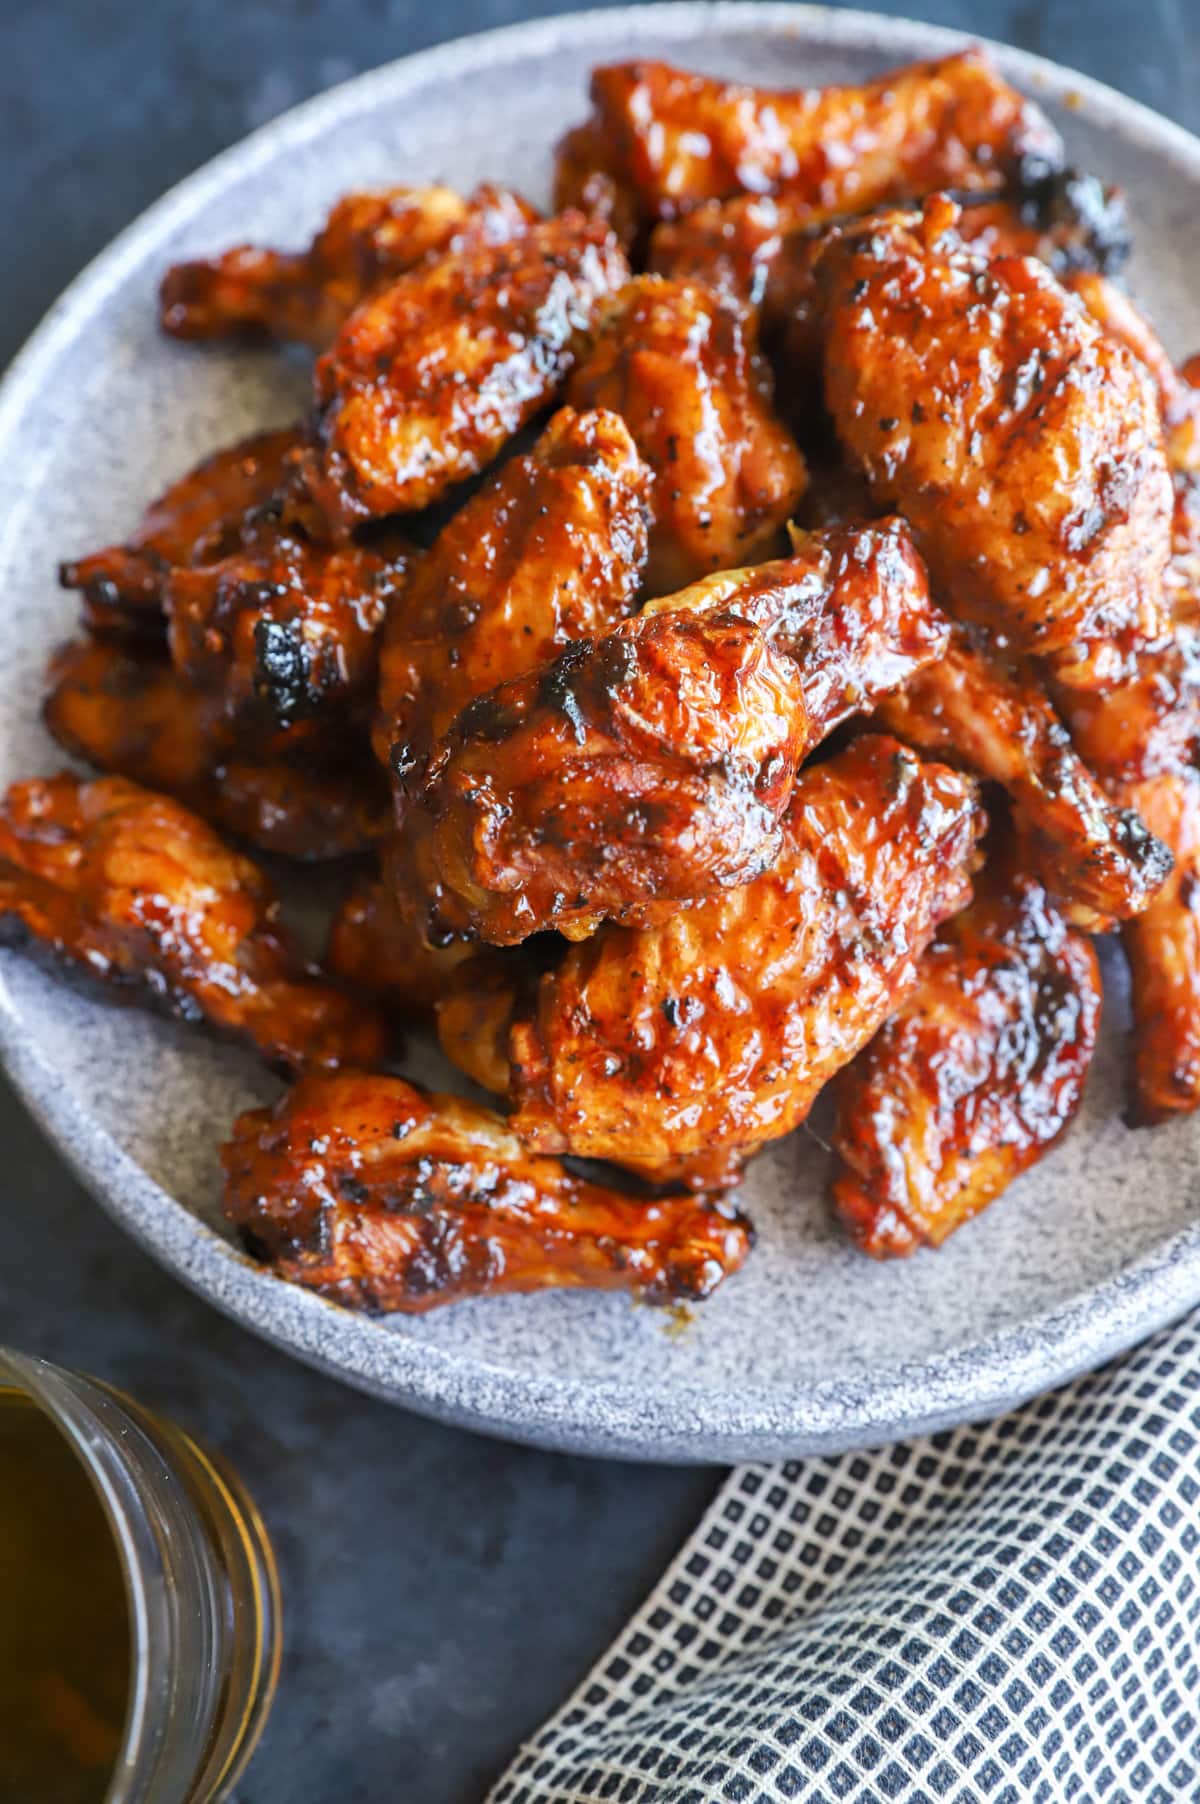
[375,406,652,771]
[165,525,408,732]
[60,426,301,636]
[222,1072,753,1312]
[44,637,389,861]
[159,184,537,348]
[832,863,1101,1257]
[476,737,983,1166]
[566,278,806,593]
[408,520,949,944]
[818,198,1173,674]
[876,633,1172,928]
[559,50,1060,232]
[0,774,386,1073]
[297,213,629,532]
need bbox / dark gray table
[3,4,1196,1798]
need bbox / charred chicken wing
[222,1072,753,1312]
[819,197,1173,676]
[165,525,408,732]
[566,277,806,593]
[0,774,386,1072]
[43,637,389,861]
[297,213,629,531]
[441,736,982,1168]
[832,862,1101,1256]
[60,426,301,637]
[160,184,537,348]
[408,520,949,943]
[557,49,1061,232]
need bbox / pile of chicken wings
[7,47,1199,1316]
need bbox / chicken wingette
[0,773,386,1072]
[222,1073,753,1312]
[832,860,1101,1256]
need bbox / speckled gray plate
[2,5,1199,1464]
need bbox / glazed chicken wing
[408,520,949,944]
[222,1072,752,1313]
[375,405,652,771]
[44,637,389,861]
[565,277,806,593]
[296,213,629,531]
[165,524,408,733]
[557,49,1061,233]
[876,632,1171,927]
[60,426,301,637]
[160,184,536,348]
[818,197,1173,677]
[0,774,386,1073]
[832,862,1101,1256]
[440,736,982,1168]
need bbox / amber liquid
[0,1389,130,1803]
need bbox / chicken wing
[296,213,629,532]
[818,197,1173,676]
[1119,771,1200,1124]
[375,405,651,772]
[159,184,536,348]
[451,736,982,1168]
[0,774,386,1073]
[165,525,408,732]
[876,632,1171,928]
[408,520,949,944]
[832,863,1101,1256]
[222,1072,753,1313]
[558,49,1061,232]
[565,277,806,593]
[43,637,389,861]
[60,426,301,637]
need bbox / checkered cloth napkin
[490,1317,1200,1803]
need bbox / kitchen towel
[491,1314,1200,1802]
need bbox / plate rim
[2,1,1199,1463]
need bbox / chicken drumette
[222,1072,753,1312]
[565,277,807,593]
[438,736,984,1175]
[160,183,537,348]
[407,520,950,944]
[296,213,629,532]
[0,773,386,1072]
[832,857,1101,1256]
[817,197,1173,682]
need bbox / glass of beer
[0,1347,281,1802]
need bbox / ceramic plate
[3,4,1199,1462]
